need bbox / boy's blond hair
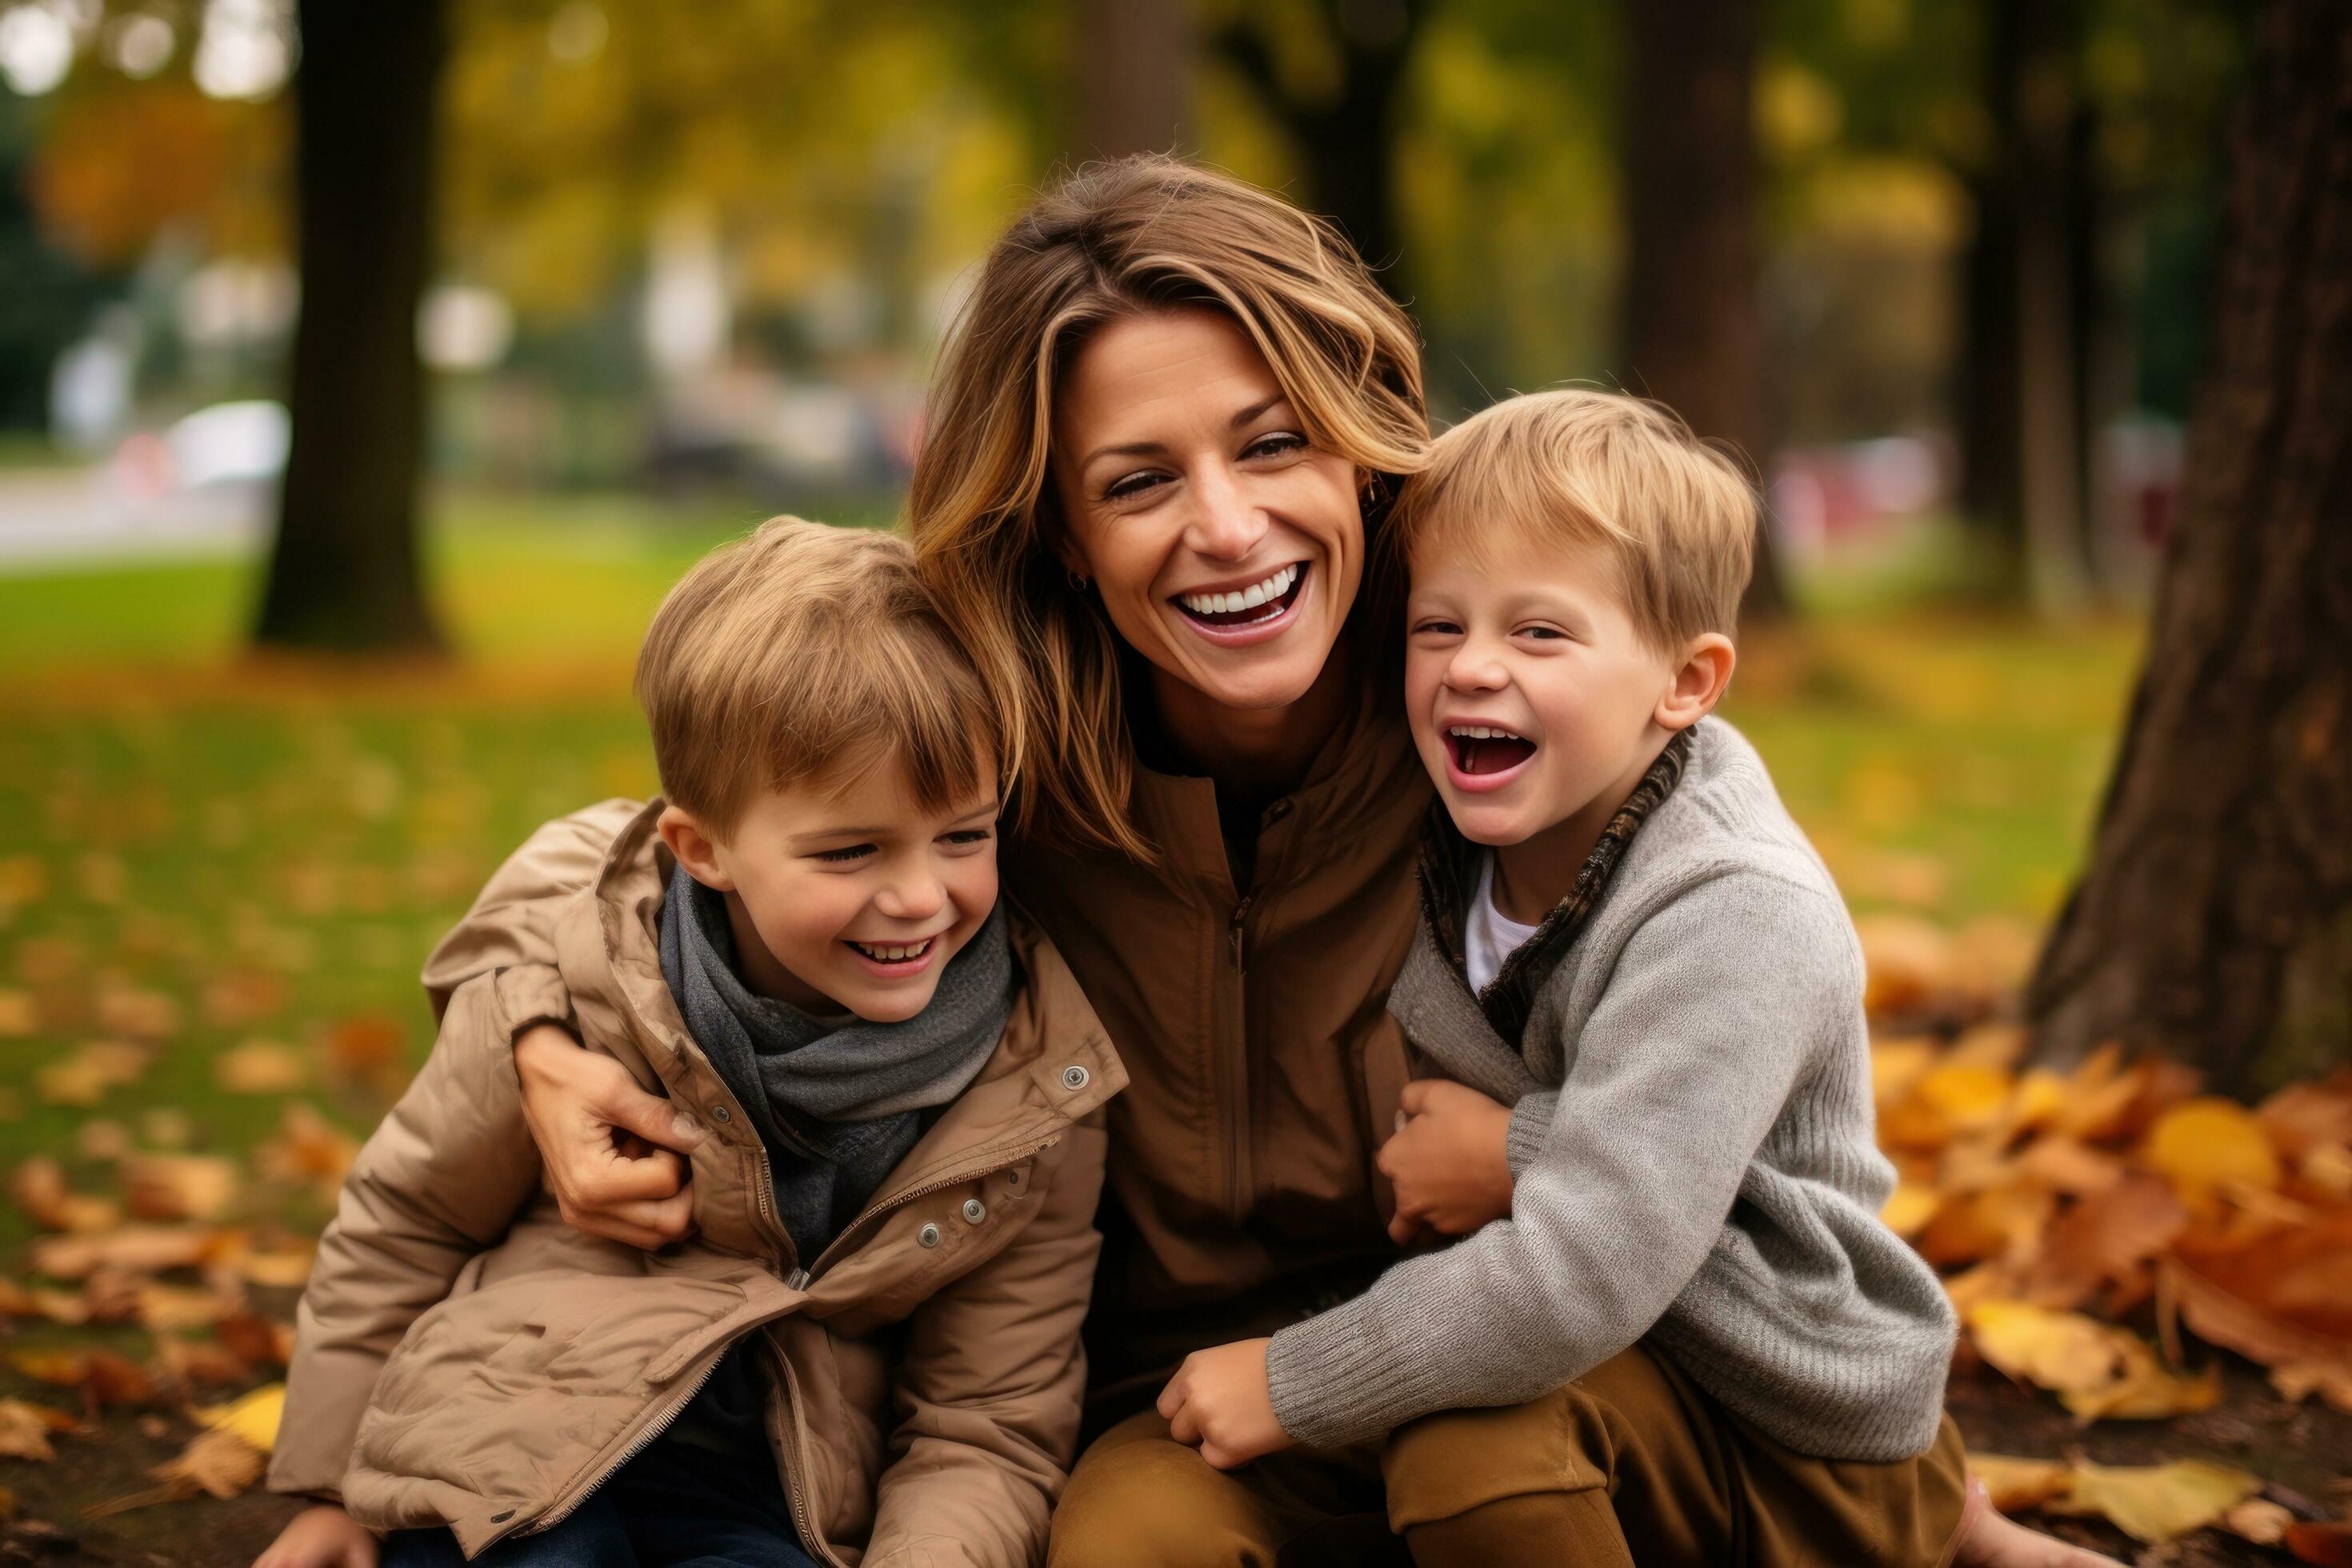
[1392,390,1758,651]
[635,517,1015,838]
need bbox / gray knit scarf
[657,862,1011,1263]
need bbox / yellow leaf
[0,989,35,1036]
[2060,1345,2221,1423]
[1966,1301,2132,1392]
[0,1398,76,1462]
[213,1039,308,1095]
[33,1041,147,1107]
[124,1154,241,1222]
[195,1384,283,1454]
[2057,1459,2262,1544]
[2141,1098,2280,1199]
[1881,1182,1939,1239]
[1966,1454,2071,1513]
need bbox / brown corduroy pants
[1046,1343,1967,1568]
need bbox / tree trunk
[1957,0,2092,609]
[252,0,444,651]
[1214,2,1422,290]
[2026,0,2352,1098]
[1074,0,1191,160]
[1621,0,1786,622]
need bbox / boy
[1158,392,1972,1564]
[255,518,1124,1568]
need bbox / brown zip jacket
[415,690,1430,1420]
[270,800,1126,1566]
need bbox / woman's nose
[1185,466,1268,560]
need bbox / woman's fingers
[1386,1210,1421,1246]
[592,1073,707,1154]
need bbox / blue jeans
[379,1438,818,1568]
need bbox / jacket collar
[1420,727,1692,1042]
[1120,678,1430,894]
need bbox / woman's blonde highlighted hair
[636,518,1015,838]
[910,154,1429,860]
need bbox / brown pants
[1046,1344,1967,1567]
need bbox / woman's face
[1050,307,1364,715]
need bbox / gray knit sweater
[1265,718,1957,1461]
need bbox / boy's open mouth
[1447,725,1537,776]
[1172,562,1306,631]
[845,936,935,970]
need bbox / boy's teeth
[1179,563,1298,616]
[1448,725,1523,741]
[854,938,931,962]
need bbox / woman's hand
[1377,1079,1516,1246]
[253,1503,378,1568]
[514,1024,707,1250]
[1158,1338,1291,1470]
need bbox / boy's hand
[1378,1079,1515,1246]
[516,1024,706,1250]
[1158,1338,1291,1470]
[253,1502,378,1568]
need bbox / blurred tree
[252,0,445,650]
[1211,0,1426,289]
[1622,0,1786,619]
[1956,0,2091,608]
[2028,0,2350,1096]
[1075,0,1192,158]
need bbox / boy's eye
[1411,618,1462,637]
[813,843,878,863]
[942,828,993,847]
[1518,626,1567,640]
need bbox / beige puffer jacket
[267,801,1126,1566]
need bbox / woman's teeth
[1178,563,1299,619]
[849,938,933,962]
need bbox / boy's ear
[656,804,734,893]
[1656,633,1735,733]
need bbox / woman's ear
[656,805,734,892]
[1656,633,1736,733]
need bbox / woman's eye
[1243,432,1306,461]
[814,844,878,863]
[1104,471,1167,502]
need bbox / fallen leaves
[1970,1454,2272,1545]
[2054,1458,2265,1544]
[84,1430,265,1518]
[0,1400,79,1462]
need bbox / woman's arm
[424,801,706,1250]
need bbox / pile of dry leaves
[1864,915,2352,1560]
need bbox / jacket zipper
[1222,895,1252,1227]
[518,1124,1070,1558]
[513,1096,810,1549]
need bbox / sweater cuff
[1505,1091,1558,1178]
[1266,1294,1414,1450]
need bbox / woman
[431,156,2100,1568]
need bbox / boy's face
[662,759,1000,1024]
[1404,532,1685,850]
